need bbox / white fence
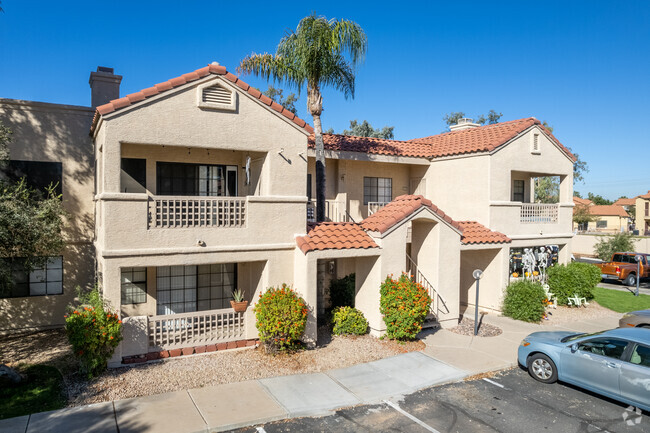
[307,200,349,222]
[151,196,246,228]
[368,201,390,215]
[520,203,559,224]
[148,309,245,350]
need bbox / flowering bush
[65,288,122,378]
[254,284,308,352]
[380,273,431,340]
[331,306,368,336]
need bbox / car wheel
[638,324,650,329]
[528,353,558,384]
[624,274,637,287]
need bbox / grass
[593,286,650,313]
[0,365,66,420]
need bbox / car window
[629,344,650,367]
[612,254,623,262]
[577,338,628,359]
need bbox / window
[629,344,650,367]
[157,162,237,196]
[513,180,525,202]
[577,338,628,359]
[2,160,62,196]
[646,202,649,217]
[363,177,392,205]
[121,267,147,304]
[1,257,63,298]
[306,174,312,201]
[121,158,146,193]
[156,264,236,315]
[596,220,608,228]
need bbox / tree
[540,121,588,184]
[342,120,394,139]
[574,191,583,198]
[443,111,465,127]
[594,233,638,261]
[238,14,367,222]
[572,204,596,229]
[263,85,298,116]
[587,192,612,206]
[443,110,502,128]
[534,177,559,203]
[0,121,67,295]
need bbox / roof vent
[197,82,236,111]
[450,118,480,131]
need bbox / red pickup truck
[596,252,650,286]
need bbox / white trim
[379,206,463,238]
[96,192,149,201]
[302,247,381,259]
[100,242,297,258]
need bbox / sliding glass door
[157,162,237,196]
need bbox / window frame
[121,267,148,305]
[596,220,608,228]
[512,179,525,202]
[1,256,64,298]
[156,162,238,197]
[576,337,629,360]
[363,177,392,205]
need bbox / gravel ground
[1,327,423,407]
[448,316,502,337]
[541,301,619,326]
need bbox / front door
[560,337,628,398]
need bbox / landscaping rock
[0,364,22,385]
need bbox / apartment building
[0,63,576,365]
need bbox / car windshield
[560,331,606,343]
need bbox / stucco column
[293,249,317,347]
[103,138,122,193]
[101,259,122,315]
[354,255,383,336]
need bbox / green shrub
[594,233,638,261]
[502,280,547,323]
[329,273,356,309]
[380,273,431,340]
[65,288,122,378]
[254,284,308,352]
[547,262,601,305]
[332,306,368,335]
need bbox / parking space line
[256,427,267,433]
[383,400,441,433]
[482,378,507,389]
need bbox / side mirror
[570,343,579,353]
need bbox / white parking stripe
[256,427,267,433]
[483,378,505,388]
[383,400,441,433]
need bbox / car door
[619,343,650,409]
[560,337,628,398]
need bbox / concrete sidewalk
[0,351,467,433]
[1,311,621,433]
[421,307,621,374]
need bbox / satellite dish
[473,269,483,280]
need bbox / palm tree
[238,14,367,222]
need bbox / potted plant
[230,289,248,313]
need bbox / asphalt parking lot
[599,280,650,296]
[231,367,648,433]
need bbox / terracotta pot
[230,300,248,313]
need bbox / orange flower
[109,336,114,340]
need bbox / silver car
[620,309,650,328]
[518,328,650,412]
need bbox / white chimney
[450,117,480,131]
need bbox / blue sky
[1,1,648,200]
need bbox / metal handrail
[405,252,450,317]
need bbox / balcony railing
[307,200,349,223]
[150,196,246,228]
[520,203,559,224]
[368,201,390,215]
[149,308,245,350]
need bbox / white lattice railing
[151,196,246,228]
[368,201,390,215]
[520,203,559,224]
[149,309,245,350]
[307,200,349,222]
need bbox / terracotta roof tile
[408,117,576,161]
[587,205,630,217]
[457,221,511,245]
[613,197,636,206]
[296,222,379,254]
[573,197,593,206]
[360,195,463,233]
[637,191,650,199]
[90,63,315,135]
[308,134,434,159]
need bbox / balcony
[368,201,390,215]
[151,196,246,228]
[489,201,572,237]
[307,199,349,223]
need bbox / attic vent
[532,133,540,153]
[197,81,237,111]
[202,85,231,104]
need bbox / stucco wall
[573,215,628,233]
[0,99,95,332]
[572,233,650,257]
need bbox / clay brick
[122,357,135,364]
[194,346,206,354]
[146,352,160,361]
[246,340,256,347]
[169,349,182,357]
[236,340,246,348]
[182,347,194,356]
[132,356,147,364]
[158,350,170,359]
[206,344,217,352]
[217,343,227,351]
[247,87,261,98]
[227,341,237,350]
[235,79,249,91]
[169,76,186,87]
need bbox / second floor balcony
[489,201,573,237]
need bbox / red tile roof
[457,221,512,245]
[308,134,433,158]
[90,63,314,135]
[408,117,576,161]
[637,191,650,199]
[573,197,594,206]
[296,222,378,254]
[613,197,636,206]
[360,195,462,233]
[588,205,630,217]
